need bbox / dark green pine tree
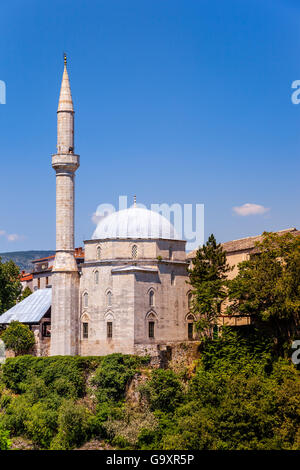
[188,234,232,335]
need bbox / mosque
[2,57,288,358]
[0,57,194,358]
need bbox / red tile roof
[20,273,33,282]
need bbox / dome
[92,207,180,240]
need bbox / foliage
[140,369,183,413]
[19,287,32,302]
[24,402,58,448]
[188,234,232,333]
[50,399,92,450]
[1,321,35,356]
[1,355,103,394]
[0,424,11,450]
[0,258,22,314]
[227,232,300,346]
[0,345,299,450]
[91,353,149,403]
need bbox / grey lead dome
[92,206,180,240]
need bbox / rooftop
[0,288,52,324]
[187,228,299,259]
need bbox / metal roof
[0,288,52,324]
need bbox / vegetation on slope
[0,332,299,451]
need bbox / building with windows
[1,57,297,358]
[0,57,195,358]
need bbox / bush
[1,355,103,395]
[1,321,35,356]
[50,399,92,450]
[92,354,149,403]
[140,369,184,413]
[0,425,11,450]
[24,402,58,448]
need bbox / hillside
[0,251,55,272]
[0,329,300,450]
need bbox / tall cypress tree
[188,234,231,335]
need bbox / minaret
[50,55,80,356]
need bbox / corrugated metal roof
[0,288,52,324]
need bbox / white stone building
[0,57,194,358]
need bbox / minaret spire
[57,54,74,153]
[50,56,80,356]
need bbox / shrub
[1,321,35,356]
[92,354,149,403]
[0,425,11,450]
[2,356,103,395]
[24,402,58,448]
[50,399,92,450]
[140,369,184,413]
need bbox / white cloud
[7,234,20,241]
[0,230,23,242]
[233,203,270,216]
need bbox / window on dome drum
[107,322,113,338]
[132,244,138,258]
[171,271,175,285]
[188,322,193,340]
[149,290,154,307]
[188,292,193,310]
[97,246,101,260]
[83,292,88,308]
[95,271,99,285]
[148,321,155,338]
[107,291,112,307]
[83,322,88,339]
[169,247,173,259]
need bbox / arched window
[107,291,112,307]
[95,271,99,285]
[188,292,193,310]
[107,321,113,338]
[83,292,88,308]
[187,314,194,340]
[169,246,173,260]
[149,290,154,307]
[83,322,89,339]
[132,244,138,259]
[171,271,175,285]
[147,312,157,339]
[97,245,101,260]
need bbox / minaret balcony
[52,153,80,172]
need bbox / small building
[0,288,52,356]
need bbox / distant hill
[0,251,55,272]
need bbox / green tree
[19,286,32,302]
[1,321,35,356]
[227,232,300,347]
[188,234,231,334]
[0,258,22,314]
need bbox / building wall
[79,238,192,356]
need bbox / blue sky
[0,0,300,251]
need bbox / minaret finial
[64,52,67,66]
[134,195,137,208]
